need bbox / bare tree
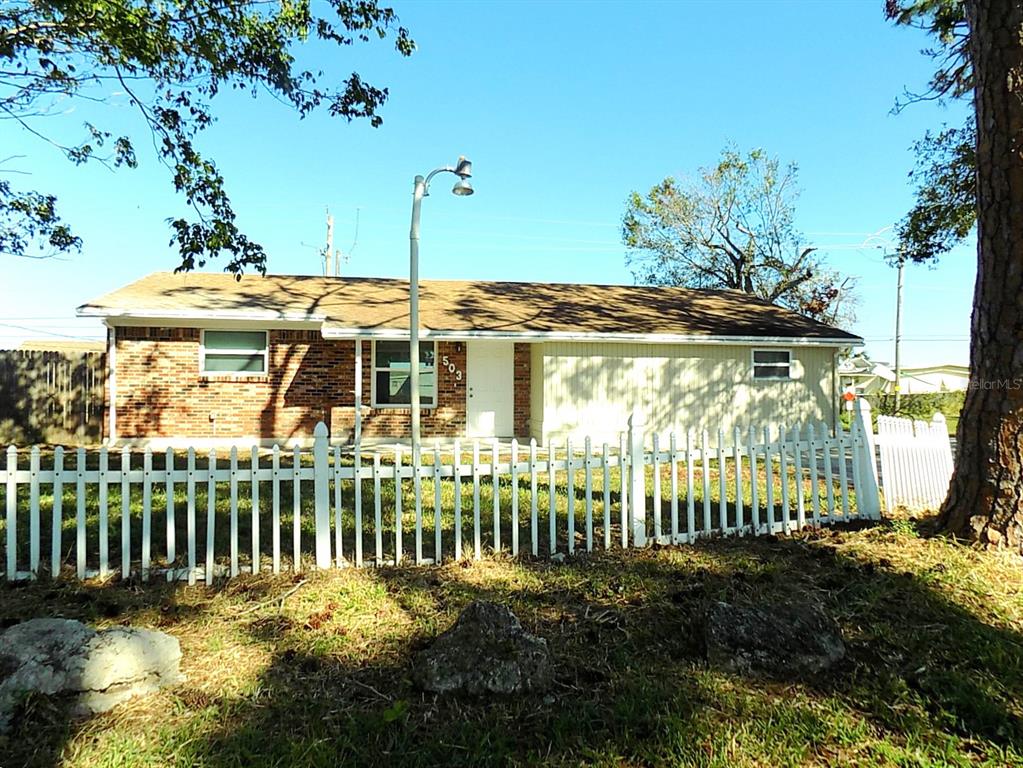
[623,146,857,325]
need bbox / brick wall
[513,343,531,438]
[113,328,470,440]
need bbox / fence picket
[822,423,835,518]
[530,439,539,556]
[271,445,280,574]
[748,426,759,536]
[354,440,363,567]
[6,446,16,579]
[121,446,131,579]
[395,445,403,565]
[473,441,481,560]
[807,424,820,525]
[733,427,744,535]
[837,426,851,520]
[52,446,63,577]
[187,447,197,584]
[414,445,423,566]
[76,447,85,579]
[434,443,442,563]
[584,436,593,551]
[292,445,302,571]
[206,449,216,586]
[793,425,806,530]
[511,439,520,556]
[166,448,175,566]
[30,445,40,576]
[685,429,696,543]
[373,452,382,563]
[566,438,575,555]
[251,446,261,574]
[453,440,462,560]
[779,427,791,536]
[701,429,711,536]
[849,423,863,519]
[652,433,661,544]
[98,447,109,578]
[334,446,343,568]
[493,439,501,554]
[549,443,558,554]
[717,430,727,533]
[669,433,679,543]
[229,447,239,578]
[763,427,775,535]
[142,448,152,581]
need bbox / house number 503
[441,354,463,381]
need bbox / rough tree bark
[939,0,1023,551]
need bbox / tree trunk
[939,0,1023,551]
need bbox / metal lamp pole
[408,157,473,460]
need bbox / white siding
[537,342,835,445]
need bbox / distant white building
[839,355,968,396]
[895,364,969,394]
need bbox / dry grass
[2,514,1022,767]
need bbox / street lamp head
[451,178,474,196]
[454,156,472,179]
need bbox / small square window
[201,330,268,375]
[753,349,791,380]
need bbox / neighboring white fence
[875,412,954,512]
[1,403,881,584]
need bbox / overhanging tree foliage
[622,147,856,325]
[887,0,975,263]
[0,1,413,273]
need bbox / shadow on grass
[2,518,1022,766]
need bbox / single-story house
[839,355,969,396]
[77,272,862,446]
[838,354,896,396]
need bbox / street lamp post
[408,156,473,461]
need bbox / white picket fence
[1,403,882,584]
[875,412,954,512]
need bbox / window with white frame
[373,340,436,407]
[752,349,792,380]
[201,330,268,375]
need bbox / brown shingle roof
[78,272,861,342]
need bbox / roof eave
[321,326,863,346]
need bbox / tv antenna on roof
[321,207,359,277]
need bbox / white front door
[466,340,514,437]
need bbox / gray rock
[0,618,184,732]
[703,600,845,676]
[413,601,553,695]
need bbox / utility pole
[323,211,335,277]
[894,253,905,413]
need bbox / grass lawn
[1,515,1021,767]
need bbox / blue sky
[2,0,974,366]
